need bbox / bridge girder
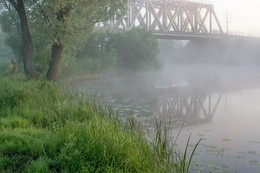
[97,0,224,39]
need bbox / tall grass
[147,121,202,173]
[0,75,200,172]
[176,134,202,173]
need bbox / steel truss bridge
[97,0,225,40]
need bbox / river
[176,88,260,173]
[68,64,260,173]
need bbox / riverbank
[0,76,193,173]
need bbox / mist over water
[71,38,260,172]
[176,88,260,173]
[157,39,260,173]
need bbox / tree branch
[32,0,52,27]
[7,0,18,11]
[3,0,11,11]
[56,5,71,21]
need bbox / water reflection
[153,92,223,127]
[69,75,260,173]
[175,89,260,173]
[76,81,225,129]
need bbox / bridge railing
[227,31,244,36]
[175,0,213,5]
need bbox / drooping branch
[3,0,21,36]
[7,0,18,10]
[32,0,52,27]
[3,0,12,11]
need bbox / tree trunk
[47,43,64,81]
[16,0,38,78]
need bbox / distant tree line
[73,29,159,76]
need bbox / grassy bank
[0,76,196,173]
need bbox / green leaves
[34,0,127,46]
[0,0,127,78]
[109,28,159,72]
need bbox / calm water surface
[71,69,260,173]
[175,89,260,173]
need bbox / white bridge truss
[97,0,224,39]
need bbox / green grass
[0,75,200,173]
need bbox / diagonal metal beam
[166,2,182,31]
[129,0,146,28]
[182,5,196,32]
[211,7,224,34]
[198,8,210,33]
[149,1,164,31]
[210,94,223,118]
[197,94,209,118]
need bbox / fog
[157,38,260,85]
[72,37,260,172]
[98,38,260,94]
[214,0,260,36]
[151,38,260,172]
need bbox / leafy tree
[26,0,126,80]
[75,31,118,75]
[0,0,126,80]
[73,29,159,77]
[109,28,159,72]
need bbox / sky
[213,0,260,36]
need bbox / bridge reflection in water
[151,90,224,126]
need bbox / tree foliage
[29,0,127,80]
[75,31,118,75]
[34,0,126,44]
[74,29,159,76]
[110,28,159,72]
[0,0,127,80]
